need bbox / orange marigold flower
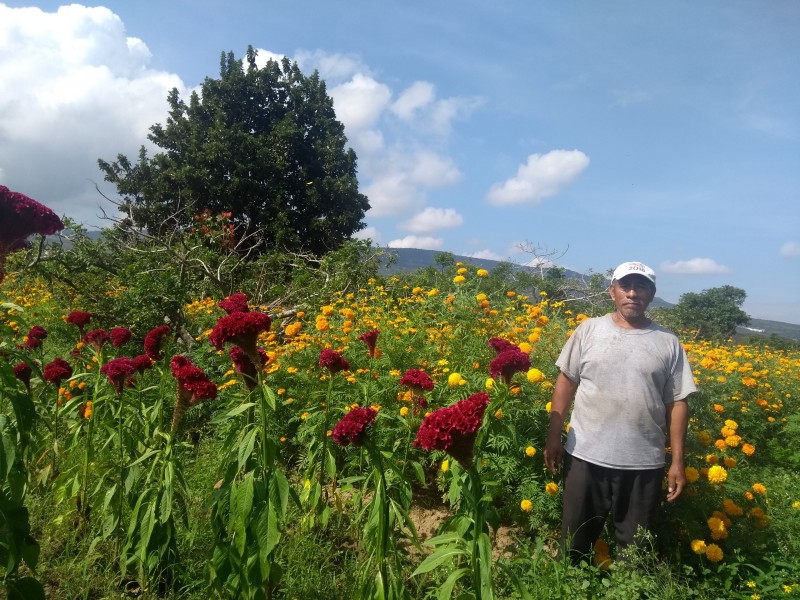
[742,443,755,456]
[705,544,724,562]
[545,482,559,495]
[752,483,767,495]
[685,466,700,483]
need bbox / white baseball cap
[612,262,656,285]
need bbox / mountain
[379,248,800,342]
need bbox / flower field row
[2,262,800,598]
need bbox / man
[543,261,696,562]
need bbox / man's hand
[666,461,686,502]
[544,432,563,475]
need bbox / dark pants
[560,453,663,562]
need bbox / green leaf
[436,567,470,600]
[7,576,46,600]
[411,546,468,577]
[225,402,257,418]
[238,429,258,471]
[0,415,17,479]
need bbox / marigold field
[2,264,800,599]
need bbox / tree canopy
[669,285,750,339]
[99,47,369,255]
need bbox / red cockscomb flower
[169,355,217,433]
[319,348,350,374]
[0,185,64,283]
[43,357,73,385]
[13,362,32,391]
[359,329,380,357]
[229,345,268,390]
[110,327,133,347]
[413,392,490,468]
[144,325,171,360]
[131,354,153,373]
[66,310,92,328]
[218,292,250,314]
[489,348,531,384]
[332,407,377,447]
[25,325,48,349]
[487,337,517,355]
[209,311,271,364]
[100,357,137,396]
[83,329,111,352]
[399,368,434,392]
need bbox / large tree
[99,47,369,255]
[669,285,750,339]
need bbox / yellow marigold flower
[525,446,537,458]
[685,466,700,483]
[453,275,466,284]
[705,543,724,562]
[315,318,329,332]
[742,443,755,456]
[494,408,504,420]
[520,499,533,512]
[724,419,739,430]
[476,268,489,277]
[717,376,727,383]
[746,581,757,589]
[690,539,707,554]
[752,483,766,495]
[475,293,487,302]
[441,459,449,473]
[526,368,545,383]
[485,377,495,390]
[320,305,334,316]
[545,401,552,412]
[518,342,533,354]
[300,412,310,420]
[792,500,800,510]
[448,372,466,387]
[707,465,728,484]
[426,288,440,297]
[725,435,742,448]
[742,377,757,388]
[545,482,559,496]
[399,406,409,417]
[536,315,549,327]
[696,430,712,445]
[723,499,744,516]
[575,313,589,323]
[528,332,540,343]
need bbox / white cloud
[362,173,422,218]
[467,249,504,261]
[399,207,463,233]
[352,226,382,244]
[0,4,186,226]
[486,150,590,206]
[329,74,392,139]
[780,241,800,258]
[391,81,435,121]
[387,235,443,250]
[362,149,463,218]
[660,258,732,275]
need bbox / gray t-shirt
[556,314,696,469]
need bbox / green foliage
[98,47,369,255]
[668,285,750,339]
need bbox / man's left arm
[665,399,689,502]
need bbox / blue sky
[1,1,798,323]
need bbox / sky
[1,1,799,324]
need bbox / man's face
[609,275,655,320]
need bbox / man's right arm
[544,371,578,474]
